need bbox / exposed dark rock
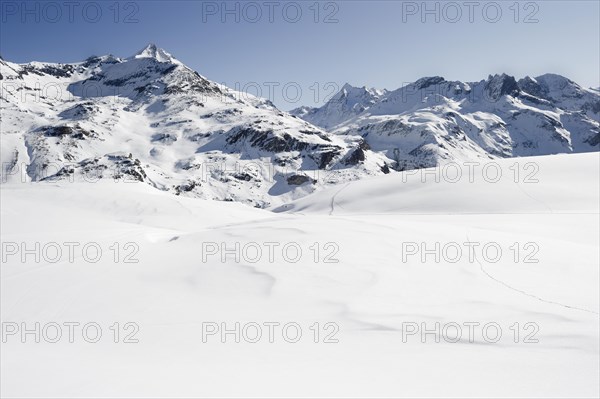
[42,125,94,140]
[287,174,315,185]
[518,76,548,99]
[187,132,213,142]
[233,172,254,182]
[542,115,562,128]
[299,129,332,142]
[38,64,75,78]
[583,100,600,114]
[485,74,520,100]
[107,155,147,182]
[226,127,317,153]
[105,71,148,87]
[344,140,370,165]
[316,149,340,169]
[58,102,97,119]
[584,133,600,147]
[152,133,177,144]
[82,56,119,68]
[175,181,200,195]
[415,76,446,90]
[408,145,434,158]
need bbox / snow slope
[273,153,600,215]
[2,152,598,398]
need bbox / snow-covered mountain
[1,45,598,207]
[293,74,599,170]
[0,44,388,207]
[290,83,388,129]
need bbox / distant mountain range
[1,44,598,207]
[291,74,599,171]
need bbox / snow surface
[1,152,598,398]
[274,152,600,215]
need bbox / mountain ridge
[0,45,389,208]
[292,72,599,170]
[1,45,598,207]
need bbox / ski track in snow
[329,182,351,216]
[466,232,599,315]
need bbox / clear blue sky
[1,0,598,110]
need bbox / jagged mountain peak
[485,73,520,99]
[337,83,368,98]
[485,73,519,86]
[413,76,446,89]
[330,83,388,106]
[130,43,180,64]
[341,82,355,91]
[289,82,388,129]
[338,83,387,97]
